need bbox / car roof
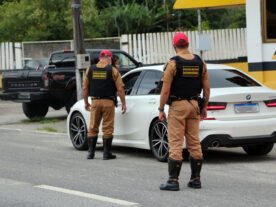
[127,63,238,73]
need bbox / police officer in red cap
[83,50,127,160]
[159,33,210,190]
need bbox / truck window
[49,52,75,67]
[263,0,276,42]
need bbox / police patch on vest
[92,71,107,79]
[182,66,199,77]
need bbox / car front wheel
[242,143,274,155]
[149,120,169,162]
[69,112,88,150]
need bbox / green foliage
[99,0,166,36]
[37,126,58,132]
[0,0,246,41]
[21,117,63,124]
[0,0,73,41]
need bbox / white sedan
[67,64,276,161]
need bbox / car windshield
[208,69,261,88]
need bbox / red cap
[173,32,189,46]
[100,50,112,57]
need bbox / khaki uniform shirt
[83,62,124,95]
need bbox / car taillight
[44,74,49,88]
[204,118,216,120]
[265,99,276,107]
[64,50,71,53]
[207,102,227,110]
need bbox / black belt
[92,97,114,100]
[91,96,118,107]
[170,96,198,102]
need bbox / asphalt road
[0,128,276,207]
[0,101,276,206]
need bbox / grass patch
[37,126,58,132]
[22,117,61,124]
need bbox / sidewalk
[0,100,67,134]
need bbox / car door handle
[148,99,156,104]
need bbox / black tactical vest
[88,64,117,97]
[169,55,203,98]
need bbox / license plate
[18,92,30,99]
[234,103,259,113]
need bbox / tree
[99,0,166,36]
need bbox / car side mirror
[138,62,143,67]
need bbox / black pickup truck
[0,49,142,119]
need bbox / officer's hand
[159,111,167,122]
[85,103,91,111]
[200,108,207,121]
[121,104,127,114]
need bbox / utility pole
[71,0,86,101]
[197,9,203,58]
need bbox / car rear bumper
[0,91,49,103]
[199,118,276,147]
[201,132,276,148]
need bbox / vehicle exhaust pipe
[211,140,220,148]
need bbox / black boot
[87,136,98,159]
[160,158,182,191]
[187,157,202,189]
[103,137,116,160]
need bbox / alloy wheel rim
[70,115,86,147]
[152,122,169,159]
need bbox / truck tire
[65,91,77,113]
[22,103,49,119]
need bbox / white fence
[0,42,22,70]
[0,28,247,70]
[121,28,247,64]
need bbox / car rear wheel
[69,112,88,150]
[242,143,274,155]
[22,103,49,119]
[150,120,169,162]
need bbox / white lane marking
[35,185,139,206]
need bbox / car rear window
[209,69,261,88]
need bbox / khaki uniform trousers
[168,100,203,161]
[88,99,115,138]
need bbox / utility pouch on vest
[197,96,206,115]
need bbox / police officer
[159,33,210,191]
[83,50,127,160]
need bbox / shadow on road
[71,146,276,164]
[203,148,276,164]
